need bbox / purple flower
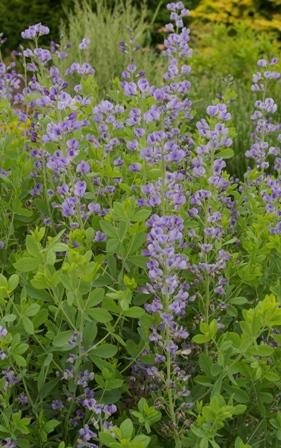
[79,38,90,50]
[77,370,95,387]
[126,140,138,151]
[88,203,101,213]
[129,163,141,172]
[104,404,117,415]
[94,231,106,242]
[58,51,67,59]
[79,424,97,441]
[74,181,87,197]
[62,197,78,217]
[138,78,150,92]
[0,326,8,339]
[57,184,69,195]
[21,23,50,39]
[123,82,137,97]
[257,59,267,67]
[52,399,63,410]
[134,127,145,138]
[2,438,18,448]
[77,161,91,174]
[0,241,4,249]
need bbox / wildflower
[129,162,141,172]
[79,38,90,50]
[52,399,63,410]
[21,23,50,39]
[16,392,28,404]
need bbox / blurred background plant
[190,21,281,81]
[0,0,73,52]
[189,0,281,34]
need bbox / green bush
[0,0,73,53]
[189,21,281,81]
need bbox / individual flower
[79,38,90,50]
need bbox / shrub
[189,0,281,34]
[189,21,281,81]
[0,0,73,53]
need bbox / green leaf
[8,274,19,292]
[52,330,74,347]
[263,371,280,382]
[100,221,117,238]
[87,308,113,323]
[200,438,209,448]
[233,404,247,415]
[235,436,251,448]
[119,183,133,193]
[22,316,34,334]
[249,344,274,357]
[24,303,40,317]
[90,344,117,358]
[128,255,147,269]
[229,297,248,305]
[210,373,223,398]
[12,353,26,367]
[43,420,60,433]
[13,344,29,355]
[126,340,138,357]
[269,315,281,326]
[99,432,117,447]
[107,379,124,389]
[40,378,60,399]
[132,209,151,222]
[123,307,145,318]
[223,385,250,403]
[83,321,97,349]
[14,257,41,272]
[106,239,120,254]
[120,418,134,439]
[26,235,41,258]
[191,425,206,438]
[199,354,213,376]
[210,364,223,377]
[138,354,156,365]
[132,435,150,447]
[103,297,120,313]
[193,334,211,344]
[34,198,50,215]
[215,148,234,159]
[3,313,16,322]
[113,202,128,220]
[87,288,105,307]
[194,375,213,386]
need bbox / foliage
[190,0,281,34]
[0,0,73,53]
[190,21,281,81]
[1,2,281,448]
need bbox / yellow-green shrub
[190,0,281,33]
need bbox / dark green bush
[0,0,73,52]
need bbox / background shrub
[0,0,73,52]
[190,0,281,34]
